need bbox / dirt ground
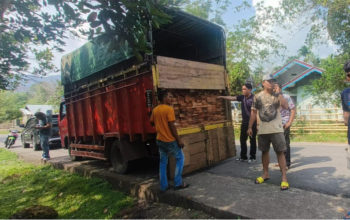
[113,201,214,219]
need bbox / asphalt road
[210,141,350,198]
[1,134,350,198]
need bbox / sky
[49,0,338,76]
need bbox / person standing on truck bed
[218,83,257,162]
[150,89,190,192]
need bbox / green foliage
[0,91,27,123]
[0,0,185,90]
[0,149,134,219]
[0,0,67,90]
[227,60,251,95]
[27,80,62,110]
[0,79,62,123]
[306,54,350,106]
[32,48,58,75]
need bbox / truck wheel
[32,136,41,151]
[110,140,128,174]
[68,146,82,161]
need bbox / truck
[59,9,236,174]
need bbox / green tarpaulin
[61,40,133,85]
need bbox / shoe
[174,183,190,190]
[160,186,170,193]
[248,158,256,163]
[281,181,289,190]
[255,176,270,184]
[236,157,248,162]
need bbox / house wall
[283,74,340,120]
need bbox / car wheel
[22,138,29,148]
[32,135,41,151]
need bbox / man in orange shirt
[150,89,189,192]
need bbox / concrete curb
[48,159,242,219]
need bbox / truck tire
[32,136,41,151]
[68,146,82,161]
[110,140,128,174]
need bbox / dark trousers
[284,127,291,166]
[240,122,257,160]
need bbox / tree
[306,54,349,106]
[0,0,185,90]
[0,91,27,123]
[252,0,350,53]
[184,0,230,26]
[27,80,60,106]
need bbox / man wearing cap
[274,83,296,169]
[247,74,290,190]
[218,83,257,162]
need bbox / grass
[234,127,347,143]
[0,148,134,219]
[290,133,347,143]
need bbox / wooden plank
[70,150,107,160]
[216,127,227,160]
[225,126,236,157]
[181,132,206,145]
[71,144,105,151]
[183,152,208,175]
[207,129,219,164]
[157,56,224,71]
[157,56,225,90]
[188,142,206,155]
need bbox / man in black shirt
[218,83,257,162]
[34,112,52,161]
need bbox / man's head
[344,60,350,81]
[34,112,46,120]
[242,83,252,96]
[157,89,173,104]
[262,74,276,92]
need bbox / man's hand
[247,128,253,137]
[283,122,291,129]
[177,139,184,148]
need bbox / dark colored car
[21,114,61,150]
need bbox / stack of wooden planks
[169,89,226,128]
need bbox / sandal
[174,182,190,190]
[255,176,270,184]
[281,181,289,190]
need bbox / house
[20,105,54,124]
[272,59,324,109]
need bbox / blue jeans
[156,140,184,191]
[40,135,50,159]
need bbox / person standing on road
[247,74,290,190]
[218,83,257,162]
[341,60,350,154]
[150,89,189,192]
[34,112,51,161]
[274,83,296,169]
